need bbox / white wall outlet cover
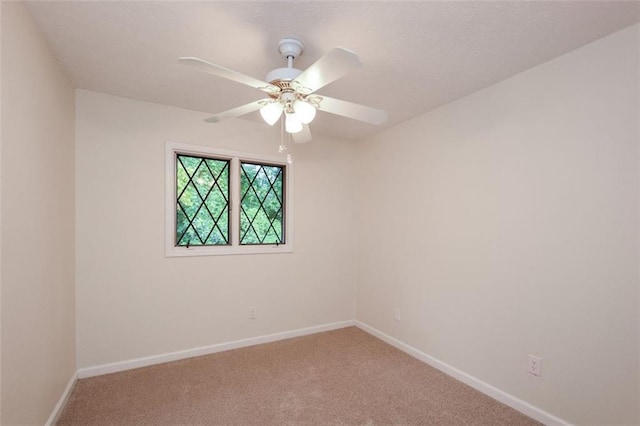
[528,355,541,376]
[393,309,401,321]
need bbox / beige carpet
[57,327,540,425]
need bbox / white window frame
[165,141,293,257]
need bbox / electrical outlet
[394,308,401,321]
[528,355,541,376]
[249,307,256,320]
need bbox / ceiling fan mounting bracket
[277,38,304,59]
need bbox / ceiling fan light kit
[285,111,303,134]
[259,102,284,125]
[293,100,316,124]
[178,37,388,144]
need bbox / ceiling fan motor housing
[265,67,303,84]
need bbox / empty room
[1,1,639,425]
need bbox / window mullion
[230,157,240,247]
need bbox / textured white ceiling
[26,1,640,140]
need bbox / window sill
[165,244,293,257]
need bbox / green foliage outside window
[240,162,284,245]
[175,154,285,248]
[176,154,229,246]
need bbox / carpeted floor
[57,327,540,425]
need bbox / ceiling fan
[178,38,388,143]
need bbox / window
[176,154,230,246]
[166,142,292,256]
[239,162,285,245]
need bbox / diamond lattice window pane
[176,154,229,246]
[240,162,284,245]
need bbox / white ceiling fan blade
[179,57,279,94]
[294,48,361,94]
[317,96,388,125]
[204,99,268,123]
[292,124,312,143]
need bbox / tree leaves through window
[176,154,229,246]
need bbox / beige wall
[356,24,640,424]
[1,2,76,424]
[75,90,358,368]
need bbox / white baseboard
[45,371,78,426]
[77,320,356,379]
[355,321,570,426]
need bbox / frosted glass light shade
[285,112,303,133]
[293,100,316,124]
[260,102,284,126]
